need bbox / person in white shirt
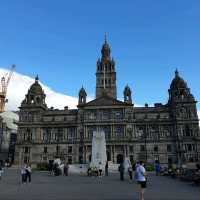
[136,161,147,200]
[0,165,3,180]
[21,165,27,184]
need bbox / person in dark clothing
[64,163,69,176]
[119,162,124,181]
[54,163,61,176]
[155,161,161,176]
[25,164,32,183]
[87,167,92,176]
[105,161,108,176]
[128,165,133,181]
[49,160,54,175]
[0,165,3,180]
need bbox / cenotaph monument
[90,130,107,169]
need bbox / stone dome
[29,75,44,95]
[170,70,188,89]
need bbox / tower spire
[101,34,111,61]
[35,74,39,83]
[96,36,117,99]
[104,33,107,44]
[175,68,179,77]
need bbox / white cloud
[0,67,200,121]
[0,68,79,111]
[198,110,200,121]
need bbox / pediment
[85,95,127,107]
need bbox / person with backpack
[136,161,147,200]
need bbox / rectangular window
[102,126,111,139]
[115,126,124,138]
[44,147,48,153]
[24,146,29,153]
[167,145,172,152]
[129,146,133,153]
[68,127,76,139]
[154,145,158,152]
[79,146,83,153]
[56,145,60,154]
[187,144,192,151]
[113,110,123,119]
[140,145,145,151]
[102,110,110,120]
[58,128,63,141]
[68,146,72,154]
[87,126,96,139]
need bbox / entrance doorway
[106,151,111,161]
[116,154,123,164]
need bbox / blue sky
[0,0,200,109]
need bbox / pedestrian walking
[26,164,32,183]
[155,161,161,176]
[128,165,133,181]
[136,161,147,200]
[64,162,69,176]
[105,161,108,176]
[49,160,54,175]
[119,162,124,181]
[134,162,139,181]
[21,165,27,184]
[0,165,3,180]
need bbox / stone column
[113,145,115,163]
[109,145,112,161]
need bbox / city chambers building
[15,38,200,167]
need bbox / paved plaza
[0,168,200,200]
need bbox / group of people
[119,161,147,200]
[0,160,11,180]
[21,164,32,184]
[87,161,108,177]
[49,160,69,176]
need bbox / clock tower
[95,36,117,99]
